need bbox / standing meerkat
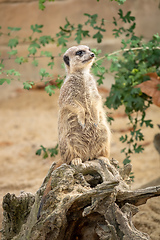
[58,45,111,165]
[37,45,111,219]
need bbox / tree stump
[1,158,160,240]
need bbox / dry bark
[1,158,160,240]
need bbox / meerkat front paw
[71,158,82,166]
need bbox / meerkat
[58,45,111,165]
[37,45,111,219]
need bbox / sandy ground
[0,85,160,239]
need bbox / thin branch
[95,46,160,62]
[1,46,160,62]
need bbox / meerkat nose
[91,53,95,58]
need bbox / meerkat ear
[63,55,70,66]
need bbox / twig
[95,46,160,62]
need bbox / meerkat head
[63,45,95,74]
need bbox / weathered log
[1,158,159,240]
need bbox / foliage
[0,0,160,167]
[38,0,126,10]
[36,144,58,159]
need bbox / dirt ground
[0,85,160,239]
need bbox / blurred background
[0,0,160,239]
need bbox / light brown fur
[58,45,111,165]
[37,45,111,219]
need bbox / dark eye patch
[63,55,70,66]
[75,50,86,57]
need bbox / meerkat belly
[59,104,109,162]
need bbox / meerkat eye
[75,50,85,57]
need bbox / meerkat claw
[71,158,82,166]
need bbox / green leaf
[118,9,124,20]
[0,62,4,70]
[39,35,54,46]
[134,129,144,141]
[39,0,55,10]
[94,26,106,32]
[43,151,48,159]
[0,78,11,85]
[153,33,160,42]
[123,156,131,165]
[120,134,128,143]
[45,85,56,96]
[125,11,135,23]
[48,144,58,157]
[40,145,46,152]
[28,42,41,55]
[110,0,126,4]
[91,48,101,56]
[31,24,43,33]
[36,145,48,158]
[23,81,34,90]
[7,50,18,56]
[133,143,144,153]
[6,69,20,76]
[36,148,42,156]
[56,77,63,88]
[41,51,53,57]
[112,27,125,38]
[113,17,117,26]
[121,147,126,153]
[75,24,90,44]
[93,31,103,43]
[8,27,21,31]
[39,68,51,79]
[144,120,153,128]
[39,0,46,10]
[8,38,18,49]
[118,9,135,24]
[84,13,98,27]
[32,59,39,67]
[105,86,122,109]
[15,57,26,64]
[36,144,58,158]
[48,61,54,69]
[57,35,68,47]
[129,172,134,181]
[107,115,114,124]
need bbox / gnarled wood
[2,158,159,240]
